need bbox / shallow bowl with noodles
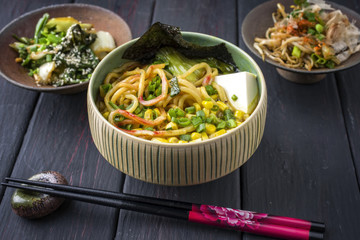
[242,0,360,84]
[87,32,267,186]
[0,4,131,94]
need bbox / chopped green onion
[155,87,162,96]
[315,24,324,33]
[171,117,178,123]
[224,109,235,120]
[231,94,238,101]
[205,85,217,95]
[185,106,196,114]
[307,28,316,35]
[217,121,226,129]
[316,34,325,40]
[134,106,142,115]
[211,105,219,111]
[126,102,134,110]
[109,101,120,109]
[178,117,191,127]
[191,116,203,127]
[180,134,191,141]
[196,110,205,119]
[125,124,132,130]
[325,60,335,69]
[303,11,316,22]
[114,114,125,122]
[145,127,154,131]
[168,108,177,118]
[226,119,237,128]
[147,94,156,100]
[175,108,185,117]
[292,46,301,58]
[100,83,112,97]
[196,123,206,133]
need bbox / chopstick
[2,178,324,240]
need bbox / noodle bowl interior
[96,53,252,144]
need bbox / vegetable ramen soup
[96,51,254,143]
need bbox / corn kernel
[144,109,153,120]
[151,138,169,143]
[210,94,218,100]
[202,100,214,110]
[153,108,161,117]
[203,108,210,117]
[236,120,242,126]
[190,138,202,143]
[166,113,171,121]
[216,101,228,111]
[102,112,110,119]
[194,103,201,111]
[201,132,209,140]
[191,132,202,140]
[234,110,245,120]
[168,137,179,143]
[205,123,217,134]
[165,122,178,130]
[209,129,227,138]
[178,140,188,144]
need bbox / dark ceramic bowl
[0,4,132,94]
[242,0,360,84]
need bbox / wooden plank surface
[0,0,359,239]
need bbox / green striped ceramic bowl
[87,32,267,186]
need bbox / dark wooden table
[1,0,359,239]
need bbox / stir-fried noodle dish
[254,0,360,70]
[97,23,254,144]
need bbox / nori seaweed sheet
[122,22,237,67]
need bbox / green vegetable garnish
[109,101,120,110]
[217,121,226,130]
[180,134,191,141]
[205,85,218,95]
[178,117,191,127]
[315,24,324,33]
[231,94,238,101]
[226,119,237,128]
[191,116,203,127]
[292,46,301,58]
[185,106,196,114]
[196,123,206,133]
[34,13,49,44]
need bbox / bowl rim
[88,31,266,147]
[241,0,360,74]
[0,3,131,94]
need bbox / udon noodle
[97,61,249,143]
[254,1,360,70]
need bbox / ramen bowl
[87,32,267,186]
